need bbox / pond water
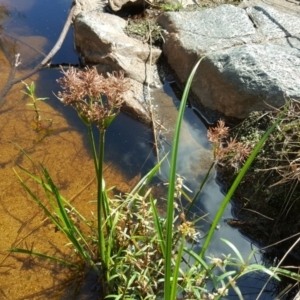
[0,0,286,299]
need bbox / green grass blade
[11,142,35,164]
[129,153,167,198]
[186,161,215,217]
[150,196,165,258]
[220,238,244,264]
[107,210,120,268]
[17,164,91,252]
[13,169,62,229]
[270,266,299,281]
[184,248,218,289]
[102,188,112,228]
[40,165,73,231]
[243,264,280,280]
[17,164,87,222]
[164,57,205,300]
[217,271,237,282]
[87,124,98,173]
[199,103,289,259]
[9,247,79,268]
[41,166,90,261]
[170,237,185,300]
[22,164,91,262]
[97,129,107,269]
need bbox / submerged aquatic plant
[22,81,53,133]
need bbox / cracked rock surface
[157,1,300,119]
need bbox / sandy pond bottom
[0,83,121,299]
[0,83,147,299]
[0,1,153,296]
[0,40,148,298]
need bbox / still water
[0,0,281,299]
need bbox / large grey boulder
[246,4,300,40]
[158,5,258,89]
[158,3,300,119]
[122,79,151,125]
[74,12,161,84]
[195,44,300,117]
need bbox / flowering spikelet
[57,67,129,130]
[178,221,196,240]
[207,119,229,144]
[207,119,252,171]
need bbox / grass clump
[216,101,300,286]
[125,19,163,46]
[11,62,287,299]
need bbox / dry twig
[0,4,76,109]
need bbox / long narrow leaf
[165,57,205,300]
[129,153,167,199]
[243,264,280,280]
[16,164,91,262]
[13,169,62,229]
[184,248,218,289]
[186,162,215,217]
[270,267,300,281]
[150,196,166,258]
[216,271,237,282]
[170,237,185,300]
[9,247,79,268]
[16,164,87,222]
[40,166,74,233]
[40,165,90,261]
[220,238,244,264]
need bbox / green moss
[124,19,163,46]
[159,2,183,12]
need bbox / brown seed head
[57,67,130,129]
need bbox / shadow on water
[0,0,292,299]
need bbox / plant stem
[185,161,215,217]
[164,57,204,300]
[87,125,98,173]
[97,129,106,269]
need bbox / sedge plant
[14,68,132,294]
[12,62,290,299]
[13,67,172,298]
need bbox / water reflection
[0,5,9,31]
